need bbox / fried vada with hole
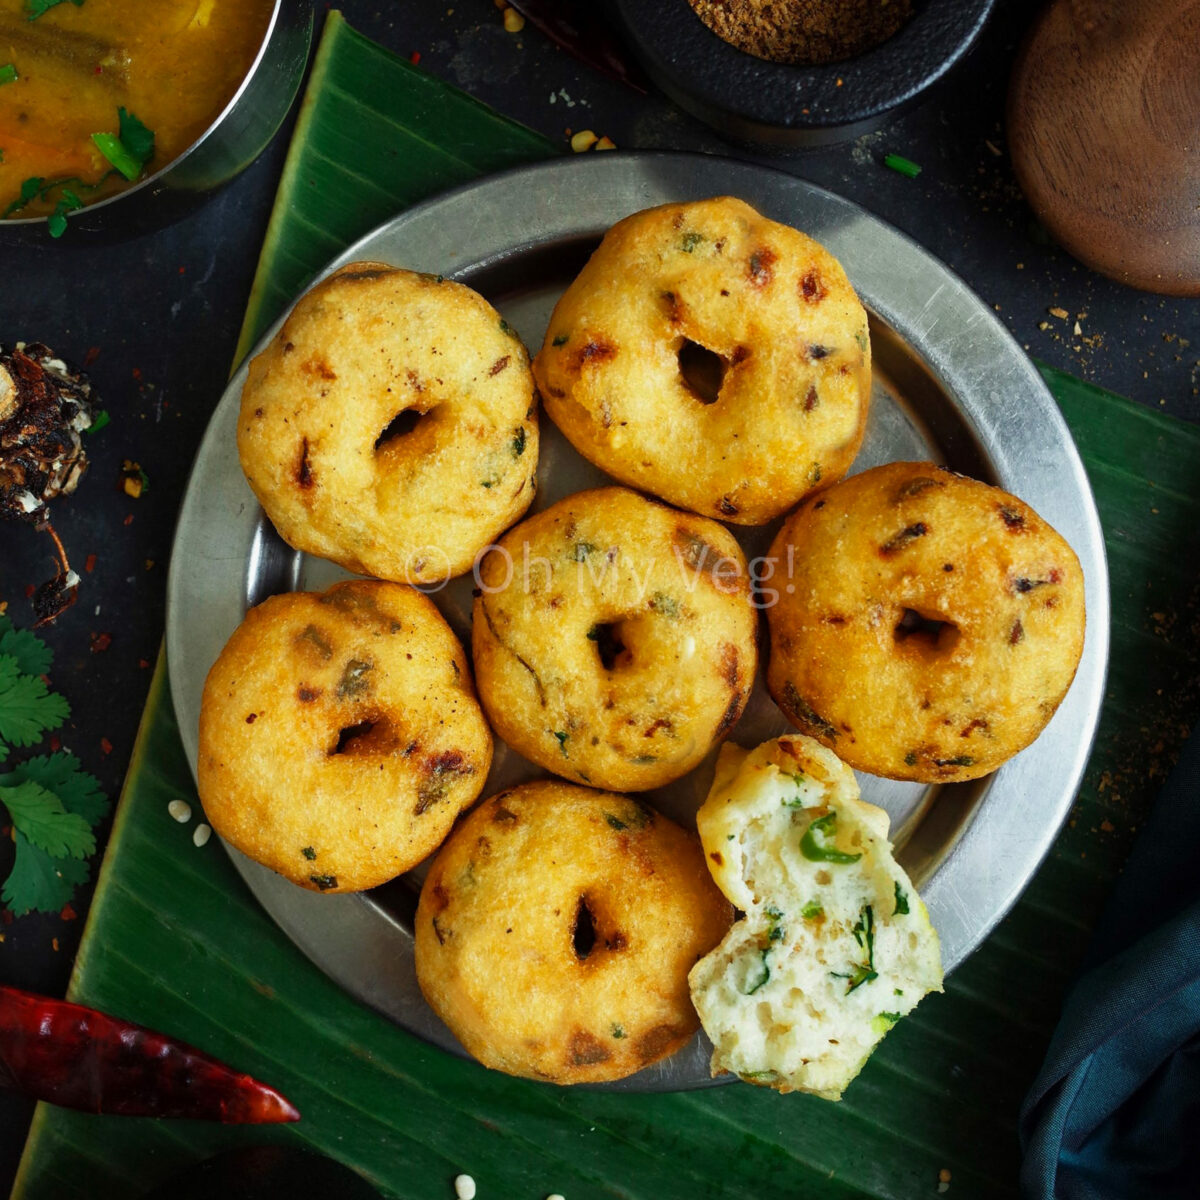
[414,780,733,1084]
[238,262,538,584]
[533,196,870,524]
[766,461,1086,782]
[198,580,493,891]
[472,486,758,792]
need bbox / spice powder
[688,0,914,66]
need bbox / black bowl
[610,0,996,148]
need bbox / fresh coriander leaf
[4,175,44,217]
[91,108,155,182]
[0,64,17,85]
[2,831,87,915]
[84,408,110,434]
[894,880,910,916]
[117,106,154,164]
[26,0,84,20]
[0,619,52,678]
[800,899,824,919]
[46,187,82,238]
[4,753,106,827]
[0,654,70,747]
[1,779,94,858]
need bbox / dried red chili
[0,986,300,1122]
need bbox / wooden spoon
[1008,0,1200,295]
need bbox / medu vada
[238,262,538,584]
[198,580,493,891]
[471,486,758,792]
[414,780,733,1084]
[533,196,871,525]
[766,461,1086,782]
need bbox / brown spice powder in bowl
[687,0,914,66]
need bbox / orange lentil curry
[0,0,273,222]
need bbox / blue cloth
[1020,728,1200,1199]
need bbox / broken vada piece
[689,736,943,1098]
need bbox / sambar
[0,0,274,219]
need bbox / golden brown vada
[472,486,758,792]
[238,262,538,584]
[414,780,732,1084]
[766,461,1086,782]
[198,580,493,891]
[533,197,870,524]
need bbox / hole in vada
[678,340,726,405]
[329,714,396,756]
[374,408,424,451]
[894,608,960,652]
[587,622,629,671]
[573,896,597,960]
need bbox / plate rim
[166,150,1110,1091]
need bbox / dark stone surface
[0,0,1195,1187]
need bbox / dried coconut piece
[1,341,98,623]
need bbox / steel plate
[166,153,1109,1092]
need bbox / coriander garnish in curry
[0,0,274,228]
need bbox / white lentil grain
[547,1194,566,1200]
[168,799,192,823]
[454,1175,476,1200]
[192,823,212,848]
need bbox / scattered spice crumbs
[569,130,616,152]
[119,460,149,499]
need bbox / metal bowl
[0,0,313,240]
[610,0,996,148]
